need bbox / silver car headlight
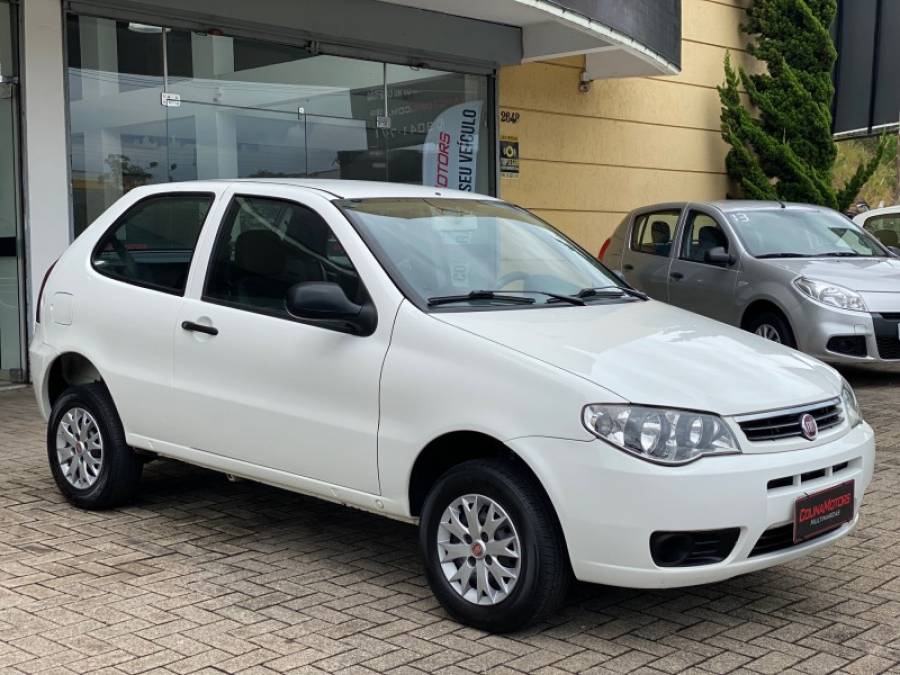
[841,379,862,427]
[582,404,741,465]
[794,277,867,312]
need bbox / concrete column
[189,35,239,178]
[21,0,70,328]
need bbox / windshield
[725,208,888,258]
[337,198,626,309]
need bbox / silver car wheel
[755,324,783,343]
[56,407,104,489]
[437,494,521,606]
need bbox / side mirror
[705,246,735,266]
[286,282,376,336]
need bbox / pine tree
[718,0,888,211]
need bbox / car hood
[434,301,841,417]
[764,257,900,292]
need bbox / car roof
[854,204,900,220]
[151,179,497,201]
[629,200,833,216]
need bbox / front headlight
[794,277,867,312]
[582,404,741,465]
[841,379,862,427]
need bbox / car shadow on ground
[133,456,817,634]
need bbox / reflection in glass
[67,13,493,236]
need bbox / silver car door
[619,208,681,301]
[667,207,740,323]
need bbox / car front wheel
[746,310,797,348]
[419,458,570,632]
[47,383,143,510]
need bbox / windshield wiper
[427,291,537,307]
[814,251,864,257]
[492,290,586,306]
[574,286,649,301]
[754,253,810,259]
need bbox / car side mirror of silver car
[286,281,377,336]
[704,246,735,266]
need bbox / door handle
[670,272,684,280]
[181,321,218,336]
[623,264,634,271]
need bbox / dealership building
[2,0,763,383]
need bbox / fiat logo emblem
[800,413,818,440]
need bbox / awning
[378,0,681,78]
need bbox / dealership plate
[793,480,854,543]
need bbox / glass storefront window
[0,0,24,382]
[67,14,494,235]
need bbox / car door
[666,208,740,323]
[619,208,682,301]
[84,188,219,441]
[168,186,399,494]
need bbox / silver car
[601,200,900,364]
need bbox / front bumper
[508,421,875,588]
[793,301,900,364]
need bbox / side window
[865,214,900,247]
[92,193,213,294]
[204,196,364,316]
[629,210,680,257]
[681,212,729,264]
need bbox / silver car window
[681,212,729,263]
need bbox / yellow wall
[498,0,755,254]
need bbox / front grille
[876,337,900,359]
[873,314,900,359]
[749,521,842,557]
[737,399,843,442]
[766,458,857,490]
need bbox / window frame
[678,209,732,266]
[200,193,372,325]
[628,209,681,258]
[90,191,216,296]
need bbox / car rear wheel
[47,384,143,510]
[746,311,796,348]
[419,458,569,632]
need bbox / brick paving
[1,366,899,675]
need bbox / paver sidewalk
[1,366,899,674]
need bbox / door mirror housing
[705,246,735,266]
[286,282,377,336]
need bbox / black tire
[746,310,797,348]
[47,384,142,510]
[419,458,570,632]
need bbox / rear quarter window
[91,193,214,295]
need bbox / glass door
[0,0,24,383]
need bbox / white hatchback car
[31,180,874,632]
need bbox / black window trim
[199,193,376,332]
[629,208,682,258]
[90,191,216,297]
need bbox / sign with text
[423,101,482,192]
[500,135,520,179]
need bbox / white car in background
[853,205,900,250]
[31,180,874,632]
